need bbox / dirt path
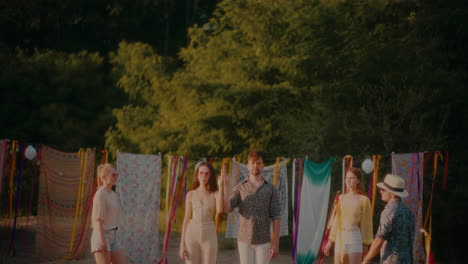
[1,217,335,264]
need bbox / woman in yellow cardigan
[324,167,373,264]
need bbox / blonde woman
[91,163,127,264]
[179,162,224,264]
[324,167,373,264]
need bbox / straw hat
[377,174,408,197]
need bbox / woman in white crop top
[179,161,224,264]
[91,163,127,264]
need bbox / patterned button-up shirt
[376,199,415,264]
[229,179,281,245]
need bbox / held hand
[219,164,229,186]
[323,242,331,256]
[98,239,107,252]
[179,245,188,260]
[268,244,279,260]
[217,167,224,187]
[363,245,369,258]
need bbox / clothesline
[0,137,444,162]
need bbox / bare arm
[362,237,384,264]
[215,170,224,213]
[219,164,232,213]
[179,192,193,260]
[269,218,281,259]
[95,218,107,251]
[215,189,224,214]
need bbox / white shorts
[334,229,363,254]
[91,228,120,253]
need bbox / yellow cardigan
[329,194,373,246]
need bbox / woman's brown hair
[192,162,218,193]
[346,167,366,195]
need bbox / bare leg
[94,251,111,264]
[334,253,349,264]
[111,249,128,264]
[333,252,341,264]
[347,252,362,264]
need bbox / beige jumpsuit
[185,190,218,264]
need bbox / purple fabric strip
[171,155,178,200]
[0,139,8,192]
[292,158,303,262]
[292,159,298,261]
[9,142,25,255]
[410,153,419,197]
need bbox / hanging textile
[292,158,304,263]
[318,190,340,264]
[421,151,443,264]
[0,139,8,193]
[24,147,41,250]
[116,152,162,264]
[159,156,188,264]
[8,143,25,255]
[36,146,95,260]
[370,154,381,216]
[225,158,289,238]
[392,152,425,264]
[296,157,335,264]
[6,140,18,252]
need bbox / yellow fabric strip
[371,154,381,216]
[422,151,443,263]
[69,149,88,254]
[273,157,280,187]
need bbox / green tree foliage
[107,0,467,158]
[107,1,467,261]
[0,0,219,55]
[0,46,124,151]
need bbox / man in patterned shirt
[222,150,281,264]
[362,174,415,264]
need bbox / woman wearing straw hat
[362,174,415,264]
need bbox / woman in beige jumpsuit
[180,162,224,264]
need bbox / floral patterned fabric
[391,152,425,264]
[116,152,162,264]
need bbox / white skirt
[334,228,363,254]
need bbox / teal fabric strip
[303,157,335,186]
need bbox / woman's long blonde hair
[97,163,114,188]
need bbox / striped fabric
[36,146,95,260]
